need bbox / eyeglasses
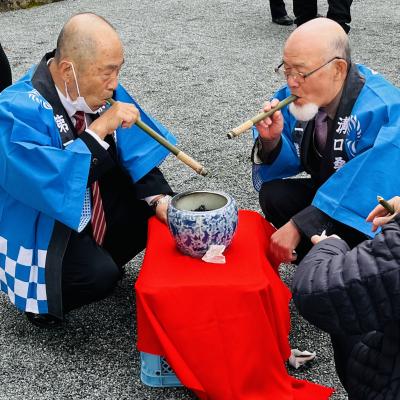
[274,56,344,83]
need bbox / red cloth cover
[136,210,333,400]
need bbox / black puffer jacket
[292,215,400,399]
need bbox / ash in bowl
[193,205,207,212]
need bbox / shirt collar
[55,85,77,118]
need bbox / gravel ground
[0,1,399,399]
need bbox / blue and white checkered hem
[78,188,92,232]
[0,236,48,314]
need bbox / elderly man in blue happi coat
[252,18,400,265]
[0,13,175,327]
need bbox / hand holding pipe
[377,196,395,215]
[227,94,298,139]
[106,98,208,176]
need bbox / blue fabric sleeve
[113,85,177,182]
[0,91,92,230]
[252,86,302,191]
[313,112,400,236]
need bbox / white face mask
[64,62,98,114]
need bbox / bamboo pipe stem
[106,98,208,177]
[227,94,298,139]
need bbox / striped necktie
[74,111,107,246]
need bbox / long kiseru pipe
[106,98,208,176]
[227,94,298,139]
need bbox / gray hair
[330,35,351,64]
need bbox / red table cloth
[136,210,333,400]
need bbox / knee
[91,260,121,300]
[259,180,283,220]
[62,253,122,312]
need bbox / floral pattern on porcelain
[167,191,238,258]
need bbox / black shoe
[25,312,62,328]
[272,15,294,26]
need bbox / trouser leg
[293,0,318,26]
[327,0,353,33]
[61,230,122,312]
[259,178,318,262]
[269,0,288,19]
[102,199,153,268]
[62,199,153,312]
[259,177,368,261]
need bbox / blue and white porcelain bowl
[167,190,238,258]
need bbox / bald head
[55,13,122,69]
[280,18,352,110]
[285,18,350,65]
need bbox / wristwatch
[151,195,172,210]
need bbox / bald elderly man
[0,13,175,327]
[252,18,400,264]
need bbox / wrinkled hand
[154,198,169,225]
[366,196,400,232]
[254,98,284,141]
[89,101,140,139]
[269,220,301,263]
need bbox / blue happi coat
[0,59,176,317]
[253,64,400,237]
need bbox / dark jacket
[292,215,400,399]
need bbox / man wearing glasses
[251,17,400,264]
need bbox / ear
[58,60,73,83]
[334,59,348,81]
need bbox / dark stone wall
[0,0,63,11]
